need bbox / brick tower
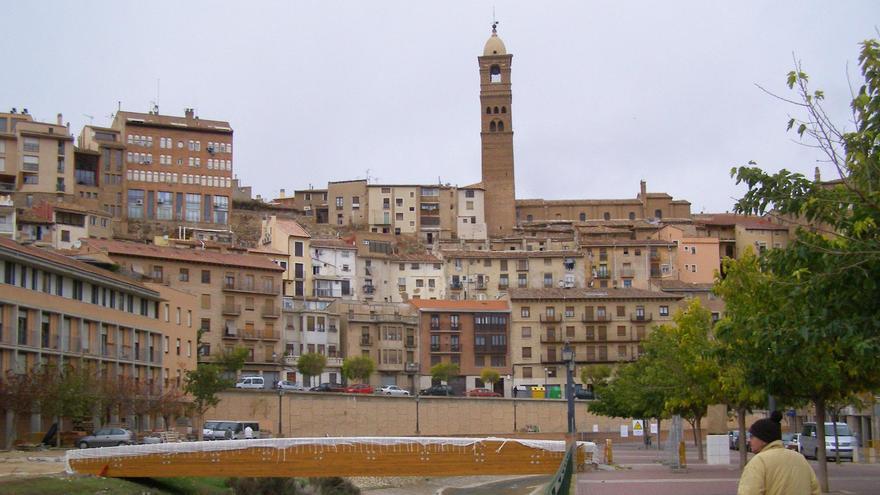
[479,23,516,236]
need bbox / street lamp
[562,341,576,435]
[543,367,549,389]
[277,388,284,438]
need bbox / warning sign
[632,420,644,437]
[620,424,629,437]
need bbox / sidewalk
[577,442,880,495]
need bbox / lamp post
[277,388,284,438]
[562,342,576,435]
[544,367,549,389]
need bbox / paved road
[577,442,880,495]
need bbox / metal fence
[543,442,577,495]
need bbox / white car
[378,385,411,396]
[276,380,303,391]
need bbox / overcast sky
[6,1,878,213]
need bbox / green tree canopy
[342,356,376,383]
[184,363,233,439]
[430,362,460,383]
[480,369,501,388]
[297,353,328,387]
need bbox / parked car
[378,385,410,396]
[203,420,261,440]
[345,383,374,394]
[800,422,855,461]
[235,376,265,389]
[309,382,345,392]
[574,386,594,400]
[78,428,134,448]
[783,432,800,451]
[276,380,303,391]
[467,388,501,397]
[420,384,455,396]
[729,430,752,451]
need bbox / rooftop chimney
[640,180,647,199]
[57,113,63,125]
[184,108,194,119]
[814,167,821,183]
[279,188,286,198]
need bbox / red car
[467,388,501,397]
[345,384,374,394]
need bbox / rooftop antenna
[83,114,94,124]
[365,169,371,183]
[492,7,498,33]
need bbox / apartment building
[507,288,683,393]
[111,108,233,235]
[392,253,445,302]
[695,213,791,264]
[15,202,112,249]
[335,300,419,391]
[411,299,511,394]
[260,216,311,297]
[327,179,368,228]
[651,225,720,284]
[282,188,328,223]
[456,185,487,240]
[311,238,358,299]
[77,238,285,381]
[0,237,198,440]
[354,234,399,303]
[579,239,678,290]
[76,126,126,219]
[366,184,419,235]
[441,250,586,301]
[281,297,342,386]
[0,110,75,207]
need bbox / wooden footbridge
[66,436,592,478]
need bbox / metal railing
[543,442,577,495]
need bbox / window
[521,307,530,317]
[617,325,626,337]
[185,193,201,222]
[659,305,669,317]
[522,347,532,359]
[522,367,533,378]
[201,270,211,283]
[127,189,145,218]
[617,306,626,317]
[521,326,531,338]
[336,196,343,208]
[565,306,575,318]
[60,230,70,242]
[178,268,189,282]
[157,191,173,220]
[213,196,229,224]
[200,294,211,309]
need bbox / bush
[226,477,360,495]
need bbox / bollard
[605,438,613,465]
[678,441,686,468]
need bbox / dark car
[309,382,345,392]
[420,384,455,396]
[574,387,594,400]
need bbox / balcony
[630,312,653,323]
[581,313,610,323]
[540,333,564,343]
[363,284,375,295]
[261,329,280,341]
[283,354,300,366]
[326,357,343,367]
[405,362,419,373]
[360,336,373,346]
[539,314,561,323]
[55,183,66,192]
[241,329,260,340]
[619,267,635,278]
[449,282,463,290]
[223,281,277,295]
[593,271,610,280]
[222,303,241,316]
[650,251,661,261]
[261,306,281,318]
[405,338,416,348]
[498,283,509,290]
[430,344,461,353]
[474,282,487,290]
[473,344,507,354]
[0,182,15,193]
[222,329,239,340]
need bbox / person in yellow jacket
[738,411,820,495]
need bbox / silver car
[378,385,410,396]
[78,428,134,448]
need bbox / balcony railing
[449,282,463,290]
[363,285,375,294]
[593,271,610,280]
[430,344,461,353]
[222,329,238,339]
[650,251,661,261]
[223,281,276,295]
[540,314,561,323]
[619,267,635,278]
[222,304,241,315]
[261,306,280,318]
[498,283,509,290]
[630,312,653,323]
[581,313,610,323]
[473,344,507,354]
[360,336,373,346]
[540,334,564,343]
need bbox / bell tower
[479,23,516,236]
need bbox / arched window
[501,106,507,113]
[629,212,636,220]
[654,209,662,219]
[497,121,504,131]
[603,212,611,221]
[489,121,497,132]
[493,106,499,114]
[486,107,491,114]
[490,64,502,83]
[579,212,586,221]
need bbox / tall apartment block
[110,108,234,237]
[76,126,126,221]
[0,109,75,207]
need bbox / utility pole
[563,342,576,435]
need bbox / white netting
[65,436,596,474]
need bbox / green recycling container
[548,385,562,399]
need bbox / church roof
[483,27,507,56]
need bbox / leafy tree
[184,364,233,440]
[480,368,501,391]
[728,39,880,491]
[214,346,251,375]
[430,362,460,384]
[33,365,95,446]
[580,364,612,398]
[297,353,328,388]
[639,299,720,461]
[0,371,38,449]
[342,356,376,384]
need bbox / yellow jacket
[737,440,820,495]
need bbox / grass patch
[0,475,231,495]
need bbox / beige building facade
[507,288,683,394]
[653,225,720,284]
[259,216,311,298]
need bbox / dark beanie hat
[749,410,783,443]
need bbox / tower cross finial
[492,7,498,34]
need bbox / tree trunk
[816,398,829,493]
[694,415,704,461]
[55,415,61,448]
[656,418,662,450]
[4,410,15,450]
[737,406,748,469]
[832,409,842,466]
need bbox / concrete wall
[208,390,719,439]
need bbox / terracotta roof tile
[410,299,510,312]
[273,219,311,238]
[81,238,284,271]
[310,238,356,249]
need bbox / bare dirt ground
[0,449,68,478]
